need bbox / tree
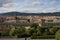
[0,17,5,23]
[2,28,10,36]
[55,30,60,40]
[50,27,60,35]
[30,23,39,28]
[13,27,26,38]
[9,28,15,36]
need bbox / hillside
[0,12,60,16]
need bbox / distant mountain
[0,12,60,16]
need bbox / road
[0,38,56,40]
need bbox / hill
[0,12,60,16]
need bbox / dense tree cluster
[0,23,60,39]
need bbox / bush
[31,35,55,39]
[55,30,60,40]
[30,23,39,28]
[2,28,10,36]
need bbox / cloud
[49,1,56,6]
[0,0,12,7]
[17,7,60,13]
[0,7,16,13]
[0,3,17,13]
[31,2,44,7]
[42,8,56,13]
[0,0,60,13]
[22,1,44,8]
[3,3,17,8]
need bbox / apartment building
[41,18,60,26]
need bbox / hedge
[31,35,55,39]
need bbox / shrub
[55,30,60,40]
[31,35,55,39]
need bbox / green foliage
[30,26,60,39]
[48,26,60,35]
[52,27,59,33]
[10,27,25,38]
[28,28,36,35]
[55,30,60,40]
[31,35,55,39]
[30,23,39,28]
[1,23,60,39]
[9,28,15,36]
[2,28,10,36]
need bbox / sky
[0,0,60,13]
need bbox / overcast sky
[0,0,60,13]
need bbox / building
[41,18,60,27]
